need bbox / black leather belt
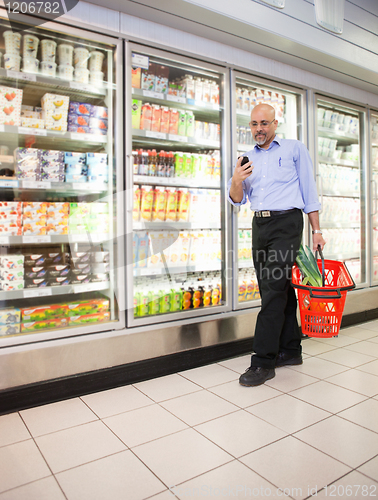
[254,208,298,217]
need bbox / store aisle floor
[1,321,378,500]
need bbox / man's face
[250,108,277,147]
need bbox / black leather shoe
[239,366,275,387]
[275,352,303,367]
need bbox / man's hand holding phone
[234,156,253,183]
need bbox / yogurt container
[58,64,74,81]
[3,31,21,55]
[58,43,74,66]
[90,70,104,87]
[41,39,57,62]
[74,47,89,68]
[22,57,39,74]
[89,51,104,71]
[4,54,21,71]
[41,61,56,77]
[74,68,89,84]
[23,35,39,59]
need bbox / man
[228,103,325,387]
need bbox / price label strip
[24,288,53,298]
[0,179,18,188]
[23,236,51,244]
[22,181,51,190]
[7,70,36,82]
[19,127,47,136]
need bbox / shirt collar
[254,135,281,151]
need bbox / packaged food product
[68,101,92,116]
[133,185,141,221]
[46,224,69,235]
[151,186,167,222]
[23,254,46,267]
[46,265,70,278]
[0,307,21,324]
[24,278,48,288]
[70,274,90,284]
[154,65,169,93]
[0,323,20,335]
[136,231,149,268]
[69,312,110,325]
[67,298,109,316]
[90,273,109,282]
[0,223,22,236]
[41,93,69,111]
[24,267,47,279]
[47,202,70,217]
[48,276,71,287]
[0,202,22,213]
[68,114,90,127]
[140,185,154,221]
[0,254,24,269]
[22,223,47,236]
[141,63,156,91]
[131,67,141,88]
[67,125,89,134]
[0,86,23,125]
[1,280,24,291]
[90,106,108,119]
[140,103,152,131]
[176,188,190,222]
[165,187,178,221]
[168,108,179,135]
[21,317,69,332]
[20,117,45,129]
[89,117,108,131]
[151,105,161,133]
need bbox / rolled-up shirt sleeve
[227,177,248,206]
[295,142,321,214]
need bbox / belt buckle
[262,211,271,217]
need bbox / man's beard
[254,132,266,145]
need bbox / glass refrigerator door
[233,73,305,308]
[316,97,367,286]
[371,111,378,285]
[0,18,124,345]
[127,45,230,325]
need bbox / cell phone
[239,156,249,167]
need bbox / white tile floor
[1,321,378,500]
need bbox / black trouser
[251,209,303,369]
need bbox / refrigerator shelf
[134,263,221,276]
[0,68,111,97]
[132,88,220,118]
[322,190,359,198]
[318,156,359,168]
[0,234,110,245]
[0,179,108,194]
[0,281,110,301]
[133,222,220,230]
[133,175,220,189]
[132,129,219,149]
[318,126,359,144]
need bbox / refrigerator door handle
[371,179,378,216]
[126,154,134,213]
[317,173,323,213]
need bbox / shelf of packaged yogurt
[0,124,107,145]
[0,234,110,245]
[318,156,359,168]
[0,69,111,97]
[132,129,219,149]
[0,178,108,194]
[133,263,221,277]
[0,280,110,301]
[322,190,359,198]
[318,126,359,144]
[132,88,220,114]
[321,222,360,229]
[133,222,220,231]
[133,175,220,190]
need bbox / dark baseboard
[1,309,377,415]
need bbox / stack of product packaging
[0,254,24,291]
[41,93,69,131]
[65,152,108,183]
[0,307,21,335]
[68,202,109,235]
[23,202,68,236]
[21,105,44,129]
[0,202,22,237]
[0,85,23,126]
[67,101,108,135]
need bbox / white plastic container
[58,44,74,66]
[74,47,89,68]
[58,64,74,81]
[41,39,57,62]
[89,51,104,71]
[3,31,21,55]
[4,53,21,71]
[40,61,57,77]
[23,35,39,59]
[22,57,39,73]
[90,70,104,86]
[74,67,89,84]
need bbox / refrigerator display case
[371,111,378,285]
[126,45,230,325]
[316,97,367,286]
[232,73,306,309]
[0,18,124,345]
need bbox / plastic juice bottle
[192,282,203,308]
[139,150,148,175]
[159,283,171,313]
[182,284,193,310]
[202,279,212,306]
[147,149,156,176]
[132,150,139,175]
[167,151,175,177]
[157,150,166,177]
[138,291,150,316]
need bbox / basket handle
[315,244,325,287]
[309,288,342,299]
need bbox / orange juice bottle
[140,185,154,221]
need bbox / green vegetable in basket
[296,244,323,287]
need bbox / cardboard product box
[69,202,90,216]
[38,149,65,163]
[22,223,47,236]
[24,267,47,279]
[69,311,110,326]
[67,298,109,316]
[0,223,22,236]
[89,128,106,136]
[154,65,169,94]
[1,280,24,291]
[14,147,40,180]
[70,274,90,285]
[68,113,90,127]
[47,276,71,287]
[44,252,70,265]
[21,303,69,322]
[44,119,68,132]
[22,213,47,225]
[0,86,23,126]
[39,171,65,183]
[0,212,22,222]
[70,252,91,264]
[131,67,141,88]
[70,264,91,275]
[21,317,69,333]
[22,201,48,214]
[141,63,156,91]
[67,124,89,134]
[23,254,47,267]
[0,307,21,324]
[46,224,68,236]
[46,203,70,217]
[88,117,107,131]
[0,202,22,213]
[66,174,87,183]
[90,273,109,283]
[46,265,70,278]
[0,323,20,335]
[68,102,92,116]
[20,118,45,129]
[41,94,69,111]
[21,110,41,119]
[24,278,48,289]
[0,254,24,269]
[90,106,108,119]
[0,268,24,281]
[64,152,86,165]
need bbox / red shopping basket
[292,246,355,338]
